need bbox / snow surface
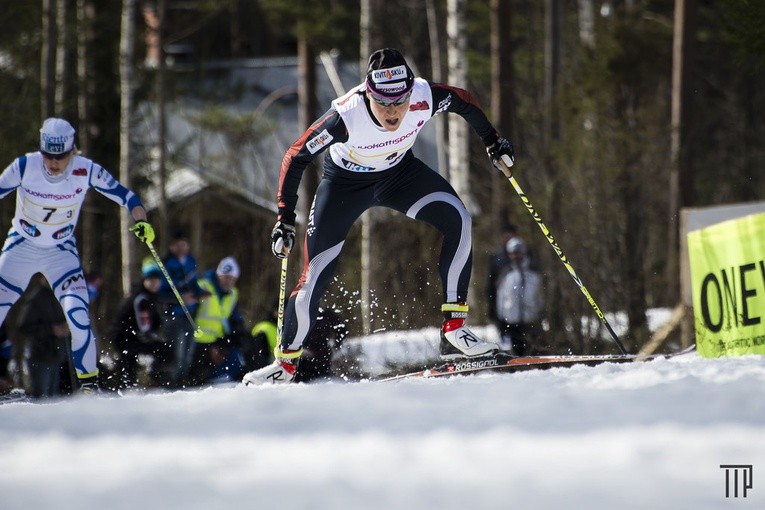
[1,349,763,510]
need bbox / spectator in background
[85,271,105,359]
[243,301,347,382]
[187,257,247,386]
[495,237,544,356]
[0,324,14,394]
[110,259,171,389]
[244,304,279,373]
[159,229,204,387]
[16,274,70,398]
[486,221,518,332]
[86,271,104,306]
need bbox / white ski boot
[439,303,499,359]
[242,348,302,385]
[78,375,101,395]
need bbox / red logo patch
[72,168,87,176]
[409,101,430,111]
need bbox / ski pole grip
[498,160,513,178]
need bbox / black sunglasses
[41,151,71,160]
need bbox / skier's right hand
[486,136,515,172]
[271,220,296,259]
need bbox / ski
[377,345,695,381]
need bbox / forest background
[0,0,763,356]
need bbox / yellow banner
[688,212,765,357]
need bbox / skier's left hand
[486,136,515,171]
[130,220,155,244]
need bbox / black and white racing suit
[275,77,501,351]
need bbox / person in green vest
[187,257,246,386]
[242,304,347,382]
[245,306,278,372]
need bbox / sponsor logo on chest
[23,187,80,201]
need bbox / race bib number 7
[22,197,77,225]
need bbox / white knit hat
[40,118,75,154]
[506,237,526,255]
[216,257,240,279]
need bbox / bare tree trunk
[54,0,69,116]
[577,0,596,49]
[612,0,647,353]
[76,0,92,155]
[360,0,378,66]
[77,0,96,269]
[490,0,514,222]
[360,0,374,335]
[669,0,697,345]
[156,0,169,250]
[623,167,649,350]
[447,0,474,213]
[297,37,318,226]
[426,0,447,175]
[544,0,561,153]
[119,0,136,295]
[41,0,57,120]
[490,0,514,136]
[544,0,566,348]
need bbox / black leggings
[281,154,473,350]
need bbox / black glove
[486,137,515,171]
[271,220,296,259]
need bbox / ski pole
[276,257,288,346]
[498,161,628,354]
[146,240,203,339]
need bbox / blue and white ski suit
[0,152,143,378]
